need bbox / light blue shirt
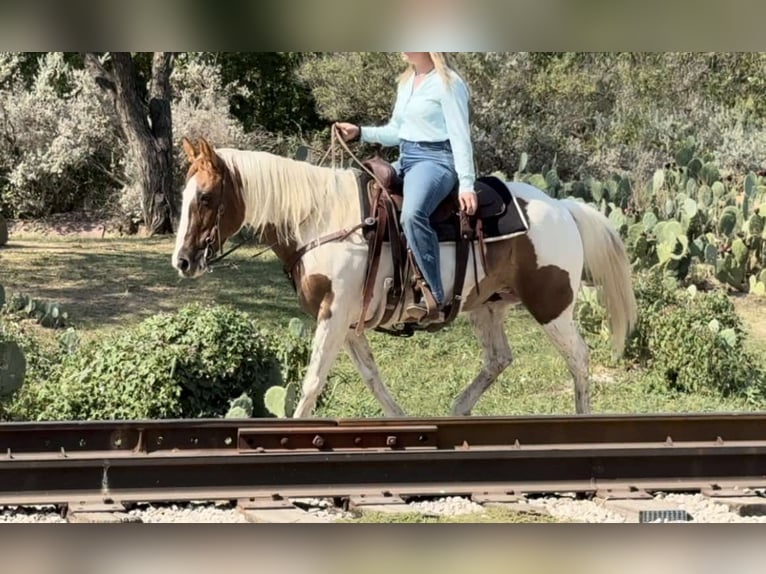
[361,69,476,191]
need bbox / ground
[3,216,765,419]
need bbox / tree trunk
[84,52,177,235]
[0,214,8,247]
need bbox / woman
[335,52,477,321]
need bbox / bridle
[196,126,385,279]
[198,168,276,272]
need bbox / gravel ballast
[1,493,765,522]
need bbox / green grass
[2,234,765,418]
[337,506,558,523]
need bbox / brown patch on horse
[259,225,335,321]
[463,198,573,324]
[298,273,334,320]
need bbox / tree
[210,52,323,134]
[84,52,177,234]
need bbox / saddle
[355,154,518,336]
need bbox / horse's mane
[215,148,360,245]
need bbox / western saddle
[355,153,513,337]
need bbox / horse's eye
[198,193,212,206]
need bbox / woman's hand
[334,122,360,142]
[459,190,478,216]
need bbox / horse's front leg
[292,303,350,418]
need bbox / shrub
[0,321,26,399]
[630,272,765,399]
[0,53,120,218]
[10,304,284,421]
[0,313,60,420]
[579,269,766,402]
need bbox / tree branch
[83,53,116,94]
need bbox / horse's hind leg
[541,305,591,414]
[345,330,405,417]
[451,302,513,416]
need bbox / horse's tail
[561,198,637,357]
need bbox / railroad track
[2,412,766,522]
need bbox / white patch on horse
[541,307,591,414]
[508,182,583,273]
[171,177,198,269]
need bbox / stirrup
[405,281,441,323]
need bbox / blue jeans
[393,140,458,306]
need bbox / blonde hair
[398,52,460,86]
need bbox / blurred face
[402,52,433,68]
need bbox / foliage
[212,52,322,134]
[0,333,25,397]
[1,302,317,422]
[7,304,284,421]
[0,52,120,218]
[259,318,310,418]
[0,310,59,418]
[4,51,766,227]
[298,52,766,184]
[580,269,766,402]
[514,139,766,294]
[2,289,69,329]
[263,382,300,418]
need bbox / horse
[171,136,637,418]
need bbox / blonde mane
[214,148,361,245]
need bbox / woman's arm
[441,75,476,192]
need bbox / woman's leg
[399,160,457,308]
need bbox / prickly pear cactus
[224,392,254,418]
[264,382,299,418]
[0,340,26,397]
[717,206,739,237]
[654,220,687,264]
[716,238,749,291]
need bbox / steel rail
[0,413,765,506]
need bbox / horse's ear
[197,137,215,161]
[181,137,197,163]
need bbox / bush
[9,304,285,421]
[0,53,120,218]
[580,269,766,402]
[630,272,765,399]
[0,313,60,420]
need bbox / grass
[337,506,558,523]
[2,233,766,419]
[0,236,296,337]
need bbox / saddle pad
[430,176,530,243]
[479,179,530,242]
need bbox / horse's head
[172,137,246,278]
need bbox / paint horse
[172,136,637,418]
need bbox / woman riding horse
[335,52,477,323]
